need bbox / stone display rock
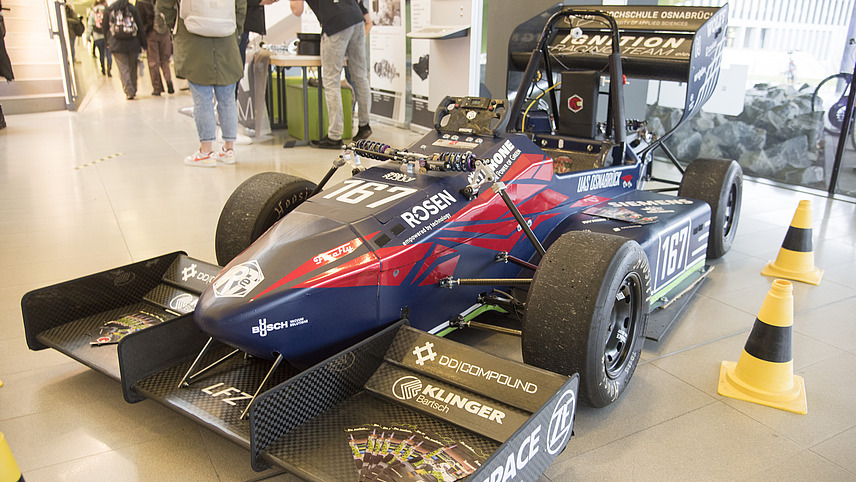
[647,82,827,189]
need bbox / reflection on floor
[1,67,855,481]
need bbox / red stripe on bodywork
[295,253,380,288]
[419,255,461,286]
[253,233,378,299]
[570,194,610,207]
[414,244,458,280]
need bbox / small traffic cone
[761,199,823,285]
[718,279,806,414]
[0,432,24,482]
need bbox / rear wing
[508,4,728,133]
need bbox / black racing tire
[678,158,742,260]
[215,172,316,265]
[522,232,650,408]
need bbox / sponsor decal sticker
[546,389,576,455]
[567,94,583,113]
[400,190,458,229]
[577,171,621,192]
[313,239,361,265]
[412,341,437,366]
[169,293,198,312]
[213,260,265,298]
[393,375,507,424]
[251,316,309,337]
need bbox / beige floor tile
[741,448,855,481]
[557,362,715,458]
[717,277,856,318]
[810,425,856,475]
[794,297,856,351]
[643,295,756,358]
[545,402,803,480]
[722,352,856,447]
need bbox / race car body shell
[194,130,698,366]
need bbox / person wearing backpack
[159,0,246,167]
[137,0,174,96]
[86,0,112,76]
[102,0,147,99]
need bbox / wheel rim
[722,182,738,240]
[604,272,642,379]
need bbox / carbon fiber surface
[22,252,184,351]
[134,343,301,445]
[250,322,405,471]
[37,302,177,379]
[262,391,500,481]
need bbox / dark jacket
[304,0,365,36]
[159,0,246,85]
[244,0,265,35]
[101,0,147,54]
[136,0,156,34]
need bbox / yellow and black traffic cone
[718,279,806,414]
[761,199,823,285]
[1,432,23,482]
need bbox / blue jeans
[189,81,238,142]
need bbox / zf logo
[412,342,437,366]
[547,389,576,455]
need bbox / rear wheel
[215,173,316,265]
[679,158,742,259]
[522,232,650,408]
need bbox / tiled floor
[1,64,855,481]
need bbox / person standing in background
[102,0,146,99]
[289,0,372,149]
[86,0,112,76]
[65,2,84,63]
[137,0,174,95]
[159,0,246,167]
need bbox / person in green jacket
[159,0,246,167]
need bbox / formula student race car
[200,4,737,408]
[22,4,734,479]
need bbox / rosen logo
[392,376,423,400]
[546,389,576,455]
[568,94,583,113]
[213,260,264,298]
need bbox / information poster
[410,0,432,128]
[369,0,407,124]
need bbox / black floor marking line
[75,152,124,170]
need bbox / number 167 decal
[322,180,417,209]
[656,219,693,288]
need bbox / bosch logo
[213,260,264,298]
[546,389,576,455]
[568,95,583,113]
[392,376,423,400]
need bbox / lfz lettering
[323,179,417,209]
[202,382,252,407]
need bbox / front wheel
[522,232,650,408]
[215,172,316,265]
[679,158,742,259]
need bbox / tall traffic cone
[0,432,23,482]
[718,279,806,414]
[761,199,823,285]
